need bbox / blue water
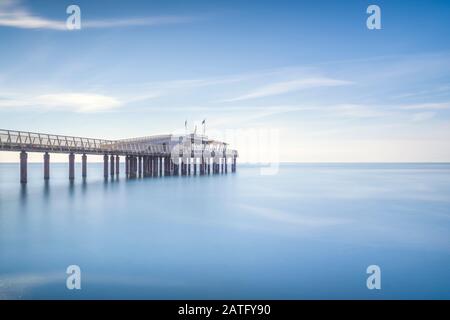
[0,163,449,299]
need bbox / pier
[0,129,238,183]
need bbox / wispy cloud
[0,92,121,112]
[0,0,196,30]
[411,112,436,122]
[399,102,450,110]
[0,0,66,30]
[82,16,196,29]
[222,77,352,102]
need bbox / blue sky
[1,0,450,162]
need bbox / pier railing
[1,128,238,183]
[0,129,164,155]
[0,129,238,157]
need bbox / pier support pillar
[69,153,75,180]
[173,158,179,176]
[110,155,115,176]
[44,152,50,180]
[187,158,191,176]
[138,156,142,177]
[103,154,108,178]
[150,157,154,177]
[225,157,228,174]
[20,151,27,184]
[129,156,135,178]
[125,156,130,176]
[143,156,148,177]
[232,156,237,173]
[116,155,120,176]
[128,156,133,178]
[82,154,87,178]
[207,159,211,175]
[163,157,167,176]
[159,157,162,177]
[150,156,153,176]
[193,158,197,176]
[149,156,153,176]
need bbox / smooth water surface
[0,163,449,299]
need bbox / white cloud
[399,102,450,110]
[0,0,195,30]
[411,112,436,122]
[0,93,121,113]
[328,104,391,118]
[36,93,121,112]
[0,0,64,30]
[83,16,196,29]
[223,77,352,102]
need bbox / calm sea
[0,163,449,299]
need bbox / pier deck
[0,129,238,183]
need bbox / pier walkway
[0,129,238,183]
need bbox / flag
[202,119,205,124]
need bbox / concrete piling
[138,156,142,177]
[8,130,237,183]
[125,155,129,176]
[110,155,115,176]
[103,154,109,178]
[129,156,135,178]
[131,156,138,178]
[143,156,147,177]
[82,154,87,178]
[44,152,50,180]
[20,151,27,184]
[69,153,75,180]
